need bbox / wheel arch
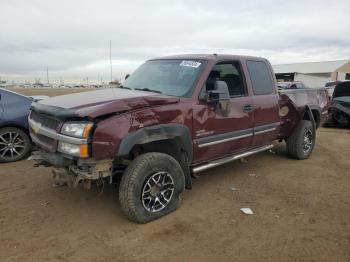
[303,104,321,128]
[117,124,193,189]
[0,123,30,137]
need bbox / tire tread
[119,152,184,223]
[286,120,315,160]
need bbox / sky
[1,0,349,84]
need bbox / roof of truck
[150,54,267,62]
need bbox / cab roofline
[148,53,267,62]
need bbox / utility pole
[109,40,113,83]
[46,67,50,84]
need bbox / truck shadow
[39,142,290,222]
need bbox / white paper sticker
[240,208,254,215]
[180,60,201,68]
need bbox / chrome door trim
[192,144,273,173]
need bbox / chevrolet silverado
[29,54,329,223]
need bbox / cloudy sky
[1,0,349,83]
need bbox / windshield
[122,59,205,97]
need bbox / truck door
[193,61,255,164]
[246,60,280,147]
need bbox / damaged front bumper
[29,112,114,188]
[34,151,114,188]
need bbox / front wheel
[119,152,185,223]
[0,127,32,163]
[286,120,315,160]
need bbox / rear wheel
[286,120,315,160]
[119,152,185,223]
[0,127,32,163]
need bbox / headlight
[61,122,93,138]
[58,142,89,158]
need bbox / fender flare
[117,124,193,189]
[304,104,321,129]
[118,124,192,160]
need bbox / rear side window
[246,61,274,95]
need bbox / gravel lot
[0,89,349,262]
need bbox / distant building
[273,60,350,87]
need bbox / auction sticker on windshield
[180,61,201,68]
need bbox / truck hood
[33,88,179,119]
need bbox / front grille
[30,131,57,152]
[29,111,61,151]
[30,111,60,130]
[36,133,55,146]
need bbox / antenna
[109,40,113,82]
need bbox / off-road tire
[0,127,32,163]
[119,152,185,223]
[286,120,315,160]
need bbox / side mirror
[206,80,230,103]
[125,74,130,80]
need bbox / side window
[206,62,246,97]
[296,83,304,89]
[246,61,274,95]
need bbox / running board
[192,144,274,173]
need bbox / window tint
[206,62,245,96]
[246,61,274,95]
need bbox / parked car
[327,81,350,127]
[325,81,343,87]
[29,54,329,223]
[277,81,306,90]
[0,88,47,162]
[324,80,350,98]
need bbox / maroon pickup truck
[29,54,329,223]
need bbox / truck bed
[278,88,329,138]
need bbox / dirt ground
[1,88,350,262]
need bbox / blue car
[0,88,47,162]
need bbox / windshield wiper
[118,85,131,89]
[134,87,162,94]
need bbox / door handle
[243,104,254,113]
